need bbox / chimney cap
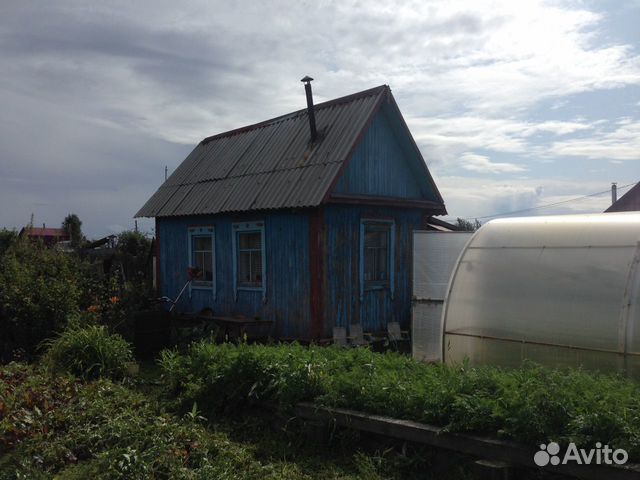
[300,75,314,83]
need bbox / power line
[460,181,637,221]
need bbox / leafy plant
[0,238,84,360]
[42,325,134,380]
[159,342,640,461]
[0,229,18,258]
[115,230,152,285]
[0,363,389,479]
[61,213,84,249]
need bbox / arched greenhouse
[441,212,640,377]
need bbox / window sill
[364,284,390,291]
[237,286,264,292]
[191,282,213,289]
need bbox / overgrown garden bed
[160,341,640,462]
[2,362,425,479]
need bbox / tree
[116,230,153,282]
[456,218,482,232]
[0,238,84,359]
[0,228,17,257]
[62,213,84,248]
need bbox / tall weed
[42,324,133,380]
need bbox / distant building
[605,182,640,213]
[19,225,69,247]
[136,81,447,340]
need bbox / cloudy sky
[1,0,638,237]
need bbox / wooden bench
[210,315,273,340]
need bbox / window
[360,220,395,299]
[188,227,215,291]
[237,231,263,287]
[232,222,266,298]
[364,225,390,285]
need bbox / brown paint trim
[155,218,161,295]
[309,208,325,339]
[329,193,446,213]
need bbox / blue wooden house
[136,80,446,340]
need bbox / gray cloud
[0,0,638,235]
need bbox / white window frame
[187,226,215,299]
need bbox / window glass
[364,224,390,286]
[237,231,263,287]
[192,235,213,282]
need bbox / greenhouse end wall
[412,231,472,362]
[441,213,640,377]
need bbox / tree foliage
[62,213,84,248]
[116,230,151,259]
[116,230,152,283]
[0,239,84,359]
[455,218,482,232]
[0,228,18,257]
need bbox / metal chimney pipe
[301,76,317,142]
[611,182,618,205]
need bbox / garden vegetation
[1,362,390,479]
[160,341,640,462]
[42,324,133,380]
[2,234,640,478]
[0,231,154,361]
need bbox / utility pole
[611,182,617,205]
[165,166,168,181]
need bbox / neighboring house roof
[425,217,459,232]
[136,85,445,218]
[21,227,69,239]
[605,182,640,212]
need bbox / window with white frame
[360,220,395,293]
[233,222,265,292]
[188,227,215,288]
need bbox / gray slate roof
[136,85,437,218]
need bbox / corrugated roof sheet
[605,182,640,213]
[24,227,68,237]
[136,85,388,218]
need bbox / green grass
[41,324,133,380]
[159,341,640,461]
[1,362,472,479]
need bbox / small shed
[136,81,446,340]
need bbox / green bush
[0,229,17,257]
[0,239,85,359]
[42,324,134,380]
[115,230,152,285]
[159,342,326,413]
[159,342,640,461]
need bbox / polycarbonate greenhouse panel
[412,231,472,301]
[412,302,444,362]
[411,231,472,363]
[442,213,640,377]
